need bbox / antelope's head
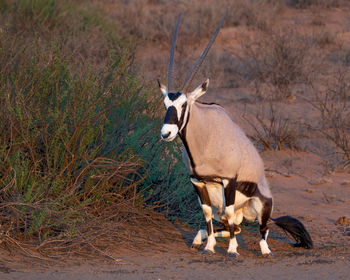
[158,79,209,141]
[158,12,226,142]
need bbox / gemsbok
[158,12,313,257]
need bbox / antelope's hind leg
[223,179,240,257]
[255,197,274,256]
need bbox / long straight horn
[168,13,182,92]
[181,10,227,93]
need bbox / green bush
[0,1,201,253]
[0,14,144,243]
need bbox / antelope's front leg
[224,178,239,257]
[191,178,216,253]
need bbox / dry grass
[113,0,283,90]
[284,0,342,8]
[112,0,282,44]
[236,28,311,100]
[244,103,300,151]
[309,68,350,163]
[0,158,148,261]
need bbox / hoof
[227,252,240,258]
[191,244,201,250]
[263,252,274,258]
[201,249,215,255]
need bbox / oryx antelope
[158,13,313,257]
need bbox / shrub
[0,1,205,258]
[310,68,350,163]
[244,103,300,150]
[312,30,337,48]
[238,28,310,100]
[113,0,281,44]
[0,0,157,258]
[0,10,144,248]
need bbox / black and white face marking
[161,92,188,141]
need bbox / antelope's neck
[178,103,207,176]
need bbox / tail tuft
[271,216,313,249]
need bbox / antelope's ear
[187,79,209,104]
[157,79,167,96]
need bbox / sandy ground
[0,232,349,280]
[1,246,349,280]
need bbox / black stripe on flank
[236,181,257,197]
[164,106,178,124]
[168,92,182,101]
[235,180,272,237]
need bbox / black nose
[162,132,171,139]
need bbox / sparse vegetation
[244,103,300,151]
[237,28,310,100]
[310,68,350,163]
[114,0,281,44]
[312,29,337,48]
[284,0,341,9]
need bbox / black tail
[271,216,313,249]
